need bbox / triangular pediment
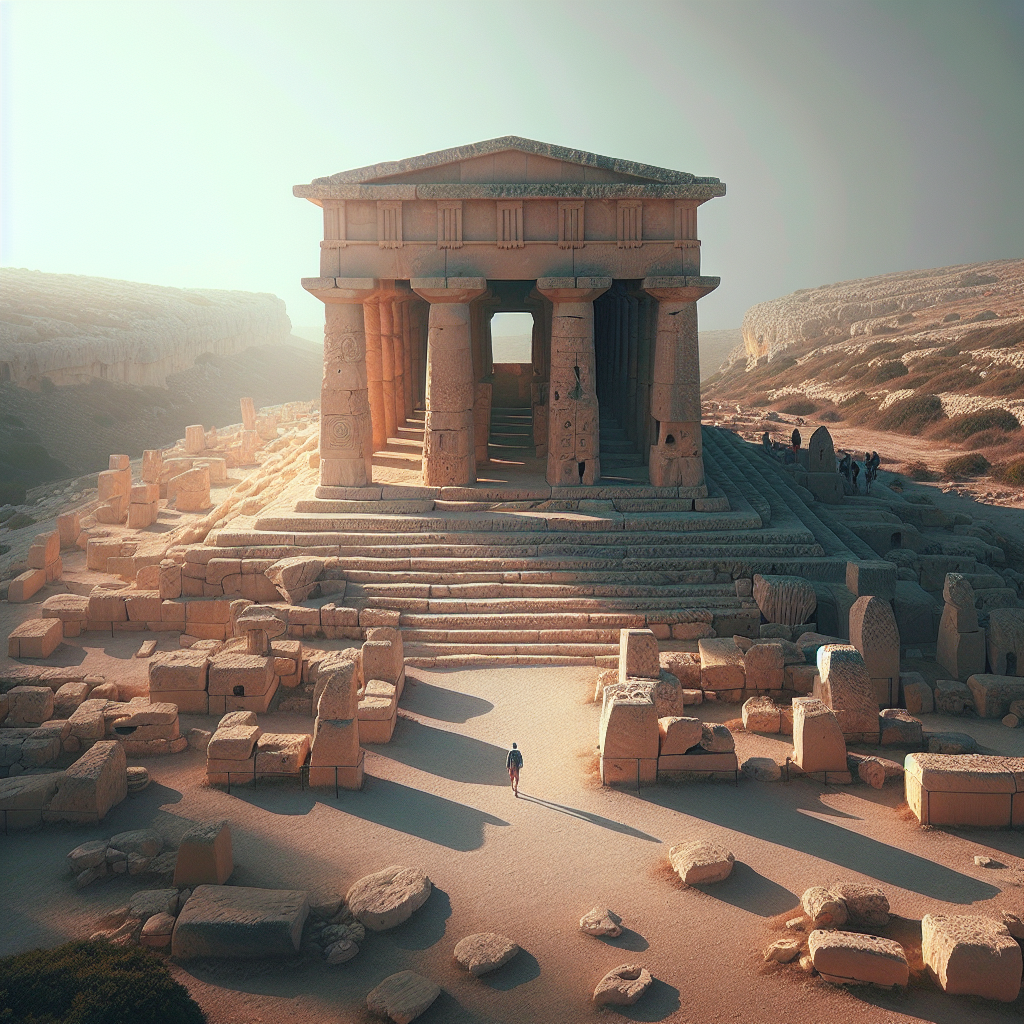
[309,136,719,188]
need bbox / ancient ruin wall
[0,269,293,388]
[739,259,1024,365]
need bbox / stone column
[641,276,719,489]
[400,300,414,421]
[378,296,398,442]
[536,277,611,486]
[411,277,488,487]
[363,299,386,453]
[317,281,379,488]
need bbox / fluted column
[306,278,379,488]
[641,275,720,489]
[411,277,488,487]
[536,277,611,486]
[378,295,398,442]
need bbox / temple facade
[294,137,725,492]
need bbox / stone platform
[178,429,865,665]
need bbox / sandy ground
[2,640,1023,1023]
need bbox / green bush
[993,457,1024,487]
[877,394,944,434]
[0,940,207,1024]
[942,453,990,479]
[938,408,1020,441]
[779,399,817,416]
[3,513,36,531]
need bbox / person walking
[851,459,861,493]
[791,427,801,450]
[506,742,523,797]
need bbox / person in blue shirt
[506,742,523,797]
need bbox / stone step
[343,569,719,585]
[347,580,736,599]
[390,595,730,613]
[384,438,424,454]
[405,653,598,667]
[373,451,423,469]
[403,641,620,657]
[401,627,624,643]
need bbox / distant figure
[839,453,852,481]
[762,431,771,452]
[865,451,880,492]
[506,742,523,797]
[851,460,861,493]
[791,428,801,450]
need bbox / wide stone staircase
[202,428,863,665]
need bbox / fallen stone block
[366,970,440,1024]
[808,929,909,989]
[922,913,1021,1002]
[7,620,63,660]
[171,884,309,959]
[453,932,519,976]
[593,963,653,1007]
[173,820,233,886]
[347,866,431,931]
[579,906,622,937]
[44,740,127,822]
[802,886,848,928]
[668,839,734,884]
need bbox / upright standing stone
[412,277,488,487]
[240,397,256,432]
[536,278,610,486]
[848,596,901,706]
[141,449,163,485]
[937,573,986,681]
[185,425,206,455]
[792,698,847,773]
[641,276,719,488]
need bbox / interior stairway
[488,406,534,460]
[204,429,861,666]
[599,412,645,477]
[373,412,424,471]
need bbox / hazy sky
[3,0,1022,331]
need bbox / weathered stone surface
[816,645,879,739]
[265,556,324,603]
[742,696,781,734]
[174,820,233,886]
[346,866,431,931]
[140,912,176,948]
[207,724,261,760]
[926,731,978,754]
[878,708,923,747]
[45,741,126,822]
[764,939,801,963]
[744,642,785,690]
[593,964,653,1007]
[669,839,734,884]
[934,678,973,715]
[698,638,745,690]
[801,886,848,929]
[366,971,440,1024]
[742,756,782,782]
[987,608,1024,677]
[149,651,209,692]
[900,672,934,715]
[600,682,658,759]
[316,654,359,721]
[660,651,700,688]
[453,932,520,976]
[967,673,1024,719]
[699,722,735,752]
[5,687,54,728]
[171,884,309,959]
[108,829,163,858]
[657,716,702,755]
[618,628,660,681]
[68,839,109,873]
[921,913,1022,1002]
[833,883,890,930]
[255,732,311,775]
[808,930,909,989]
[580,906,622,937]
[753,574,817,626]
[848,595,900,706]
[793,699,847,773]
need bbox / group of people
[760,428,881,493]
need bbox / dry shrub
[866,360,909,385]
[901,460,938,482]
[942,453,990,479]
[993,456,1024,487]
[877,394,944,434]
[779,399,817,416]
[937,407,1019,441]
[818,409,842,422]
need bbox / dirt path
[3,662,1022,1023]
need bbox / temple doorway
[488,311,536,463]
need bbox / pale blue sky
[3,0,1022,330]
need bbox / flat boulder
[593,963,653,1007]
[453,932,520,976]
[801,886,848,928]
[922,913,1022,1001]
[171,884,309,959]
[833,883,889,930]
[44,740,126,822]
[579,906,622,937]
[366,970,440,1023]
[742,756,782,782]
[808,930,909,988]
[346,866,431,931]
[108,829,163,859]
[265,556,324,604]
[669,839,734,884]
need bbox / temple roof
[294,136,725,202]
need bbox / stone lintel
[293,183,727,202]
[642,276,720,302]
[302,278,381,303]
[411,278,488,304]
[536,277,612,303]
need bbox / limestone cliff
[0,269,292,388]
[739,259,1022,366]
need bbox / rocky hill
[0,269,292,388]
[0,271,321,503]
[704,259,1024,488]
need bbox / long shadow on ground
[371,717,510,786]
[400,677,494,723]
[230,775,508,851]
[644,784,999,902]
[518,794,660,842]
